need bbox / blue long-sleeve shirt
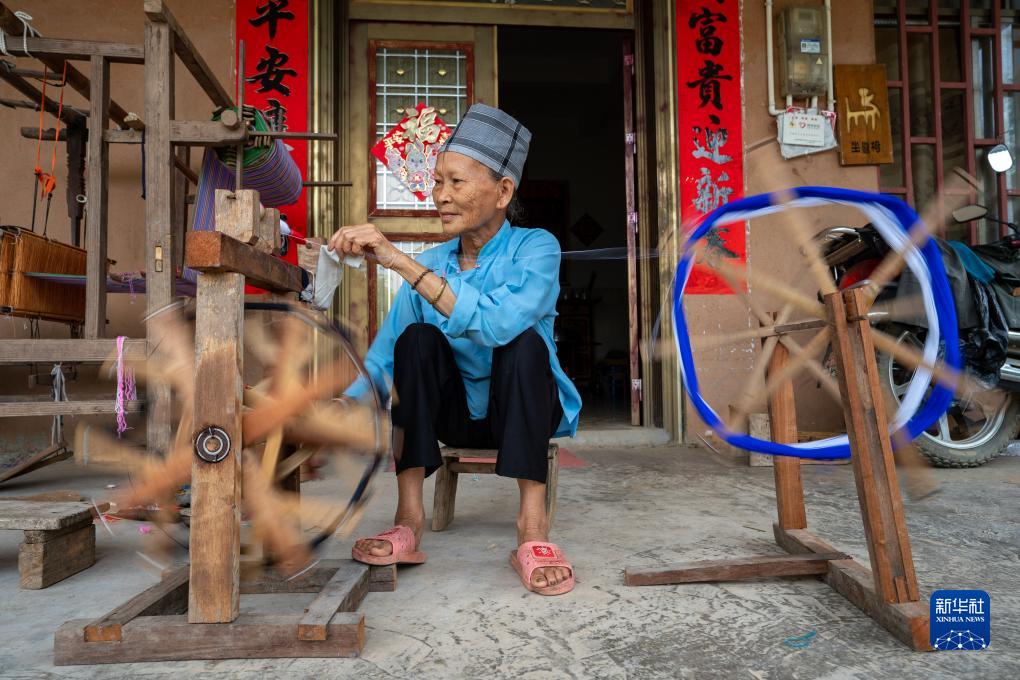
[358,221,581,437]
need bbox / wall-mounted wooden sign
[834,64,894,166]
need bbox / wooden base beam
[624,552,849,586]
[57,560,394,664]
[55,613,364,665]
[775,524,931,651]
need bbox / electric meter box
[777,5,829,97]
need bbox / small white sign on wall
[781,110,827,147]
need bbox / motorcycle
[818,144,1020,468]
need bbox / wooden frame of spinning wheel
[53,188,396,665]
[624,286,932,651]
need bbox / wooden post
[826,288,920,604]
[187,208,246,623]
[144,16,175,456]
[84,56,110,340]
[766,342,807,530]
[622,39,641,426]
[171,147,190,272]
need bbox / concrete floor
[1,444,1019,679]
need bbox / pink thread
[115,335,134,437]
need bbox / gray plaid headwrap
[440,104,531,185]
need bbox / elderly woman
[329,104,581,595]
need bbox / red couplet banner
[236,0,309,263]
[676,0,745,295]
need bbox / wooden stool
[0,500,97,589]
[432,444,559,531]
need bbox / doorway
[498,27,636,427]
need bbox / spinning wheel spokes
[675,186,974,463]
[862,168,978,305]
[74,301,390,575]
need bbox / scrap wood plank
[297,561,371,641]
[84,566,189,642]
[0,501,94,531]
[624,552,849,586]
[774,524,931,651]
[55,613,364,665]
[20,523,95,589]
[4,490,85,503]
[0,444,68,483]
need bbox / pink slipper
[351,525,427,566]
[510,541,575,596]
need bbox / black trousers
[391,323,562,483]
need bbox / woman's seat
[431,444,559,531]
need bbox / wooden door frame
[366,39,476,219]
[335,7,671,434]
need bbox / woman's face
[433,151,513,236]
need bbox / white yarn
[0,11,41,58]
[678,196,941,451]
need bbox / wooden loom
[0,0,388,664]
[0,0,336,478]
[620,188,981,652]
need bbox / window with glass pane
[369,42,472,216]
[375,241,442,328]
[875,1,1019,244]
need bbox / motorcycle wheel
[876,327,1020,467]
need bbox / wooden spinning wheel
[673,185,971,461]
[627,184,981,652]
[57,188,395,665]
[75,300,390,574]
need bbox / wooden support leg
[431,461,458,531]
[19,521,95,589]
[144,15,175,457]
[826,288,920,604]
[766,342,807,530]
[189,272,244,622]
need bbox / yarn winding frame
[672,186,962,459]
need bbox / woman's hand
[327,223,403,269]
